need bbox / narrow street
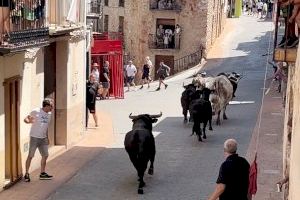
[46,16,277,200]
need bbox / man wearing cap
[86,74,101,127]
[208,139,250,200]
[91,63,100,83]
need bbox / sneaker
[39,172,53,180]
[156,87,160,91]
[278,37,286,47]
[24,173,30,182]
[165,84,168,89]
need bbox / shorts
[28,137,49,157]
[127,76,135,84]
[102,82,110,89]
[142,73,150,80]
[87,103,96,113]
[159,74,166,80]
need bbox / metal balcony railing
[174,47,204,74]
[87,0,103,15]
[0,0,49,53]
[273,2,298,62]
[148,33,180,49]
[149,0,181,11]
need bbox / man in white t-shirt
[125,60,137,91]
[24,98,54,182]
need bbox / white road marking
[265,134,278,136]
[229,101,255,105]
[271,112,282,116]
[263,170,280,174]
[152,131,161,138]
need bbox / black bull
[124,113,162,194]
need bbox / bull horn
[149,112,163,118]
[129,113,138,119]
[183,82,185,88]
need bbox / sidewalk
[0,111,115,200]
[247,78,284,200]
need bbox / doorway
[154,55,174,80]
[44,43,56,146]
[4,76,22,188]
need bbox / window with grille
[104,0,109,6]
[119,0,125,7]
[104,15,109,32]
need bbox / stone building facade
[103,0,227,80]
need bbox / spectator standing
[125,60,137,91]
[156,61,170,91]
[86,74,101,127]
[146,56,153,81]
[163,33,169,49]
[175,24,182,49]
[91,63,100,83]
[100,61,110,99]
[24,98,54,182]
[208,139,250,200]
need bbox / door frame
[3,75,23,189]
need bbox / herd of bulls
[123,72,241,194]
[181,72,241,141]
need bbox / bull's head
[129,112,163,123]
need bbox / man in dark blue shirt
[208,139,250,200]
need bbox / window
[104,15,109,32]
[119,0,125,7]
[104,0,109,6]
[118,16,124,32]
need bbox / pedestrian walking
[207,139,250,200]
[146,56,153,81]
[125,60,137,91]
[100,61,110,99]
[24,98,54,182]
[156,61,170,91]
[86,74,101,127]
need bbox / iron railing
[87,0,104,33]
[0,0,49,52]
[149,0,181,11]
[148,33,180,49]
[174,47,204,74]
[87,0,103,15]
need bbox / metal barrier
[148,33,180,49]
[174,47,204,74]
[0,0,48,51]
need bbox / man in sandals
[24,98,54,182]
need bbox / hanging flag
[248,153,258,196]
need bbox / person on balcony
[278,0,299,48]
[158,0,166,9]
[0,0,11,43]
[175,24,182,49]
[163,33,169,49]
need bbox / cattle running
[124,112,162,194]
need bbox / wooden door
[44,43,56,146]
[154,55,174,80]
[4,76,22,188]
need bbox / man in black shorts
[86,74,101,127]
[140,63,151,89]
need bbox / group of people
[123,57,171,91]
[244,0,273,19]
[152,0,177,10]
[156,24,182,49]
[0,0,45,43]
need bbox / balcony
[149,0,182,11]
[273,2,297,63]
[48,0,85,36]
[87,0,103,18]
[0,0,49,54]
[148,34,180,50]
